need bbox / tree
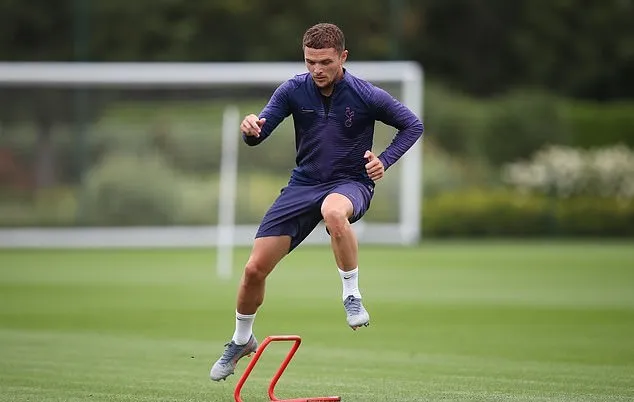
[1,0,632,99]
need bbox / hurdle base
[234,335,341,402]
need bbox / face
[304,47,348,90]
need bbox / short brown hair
[302,23,345,53]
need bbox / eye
[306,60,315,65]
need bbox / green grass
[1,241,633,401]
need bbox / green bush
[175,172,289,225]
[565,101,634,149]
[422,144,497,197]
[480,91,570,166]
[159,123,222,174]
[425,85,634,166]
[82,152,182,225]
[424,83,488,157]
[555,197,634,237]
[423,189,552,237]
[423,189,634,237]
[0,187,78,227]
[425,87,572,165]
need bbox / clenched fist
[364,150,384,181]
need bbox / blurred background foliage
[0,0,633,237]
[1,0,632,100]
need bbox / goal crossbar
[0,61,421,87]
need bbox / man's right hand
[240,114,266,138]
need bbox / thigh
[246,235,292,276]
[256,185,324,252]
[328,181,374,223]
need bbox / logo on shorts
[344,107,354,127]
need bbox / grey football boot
[209,335,258,381]
[343,295,370,330]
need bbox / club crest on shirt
[344,107,354,127]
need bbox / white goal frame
[0,62,424,257]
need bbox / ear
[341,49,348,63]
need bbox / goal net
[0,62,423,265]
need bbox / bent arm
[243,80,293,146]
[372,88,424,170]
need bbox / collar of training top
[311,67,349,94]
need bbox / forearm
[378,120,424,170]
[242,80,293,146]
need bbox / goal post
[0,62,424,256]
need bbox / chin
[313,78,331,87]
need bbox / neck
[320,85,334,97]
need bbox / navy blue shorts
[255,180,374,252]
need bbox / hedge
[564,101,634,149]
[423,189,634,237]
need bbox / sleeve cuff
[378,155,390,171]
[242,133,260,146]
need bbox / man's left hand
[364,150,384,181]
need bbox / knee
[243,258,269,284]
[321,207,348,237]
[322,206,347,226]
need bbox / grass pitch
[1,241,633,401]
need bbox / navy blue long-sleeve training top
[243,69,424,186]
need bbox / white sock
[232,311,256,345]
[339,267,362,301]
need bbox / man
[210,22,424,381]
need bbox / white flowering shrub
[502,144,634,199]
